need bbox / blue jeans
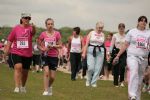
[86,46,104,85]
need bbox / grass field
[0,63,150,100]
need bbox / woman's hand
[82,53,86,59]
[41,47,49,52]
[112,56,119,65]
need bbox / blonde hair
[96,21,104,27]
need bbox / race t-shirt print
[16,29,30,48]
[44,37,56,47]
[136,35,147,49]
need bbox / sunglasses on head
[22,17,31,20]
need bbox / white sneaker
[14,87,19,93]
[99,75,104,79]
[130,96,136,100]
[48,87,52,96]
[120,83,125,87]
[83,76,87,79]
[75,76,78,79]
[80,76,83,79]
[20,87,26,93]
[86,81,90,87]
[42,91,50,96]
[148,90,150,95]
[91,84,97,87]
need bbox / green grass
[0,64,150,100]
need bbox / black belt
[89,44,104,57]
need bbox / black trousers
[113,52,126,85]
[82,57,87,77]
[70,53,81,80]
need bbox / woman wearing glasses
[109,23,126,87]
[113,16,150,100]
[4,13,36,93]
[82,21,105,87]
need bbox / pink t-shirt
[38,31,61,57]
[104,40,111,52]
[0,42,4,49]
[62,46,68,56]
[82,36,87,45]
[8,25,34,57]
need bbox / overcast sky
[0,0,150,31]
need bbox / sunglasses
[22,17,31,20]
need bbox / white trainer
[91,84,97,87]
[86,81,90,87]
[130,96,136,100]
[48,87,52,96]
[20,87,26,93]
[43,91,51,96]
[80,76,83,79]
[14,87,19,93]
[120,82,125,87]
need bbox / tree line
[0,26,112,42]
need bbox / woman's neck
[47,29,54,36]
[119,31,124,36]
[21,24,29,27]
[47,29,54,33]
[74,34,79,38]
[96,30,101,34]
[137,26,145,31]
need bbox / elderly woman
[82,21,105,87]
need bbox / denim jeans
[86,46,104,85]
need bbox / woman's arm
[4,41,12,56]
[82,32,91,59]
[37,38,47,52]
[113,41,129,64]
[31,23,36,35]
[53,39,62,49]
[109,35,116,54]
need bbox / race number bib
[136,36,147,49]
[17,37,29,48]
[45,40,56,47]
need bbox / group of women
[3,13,150,100]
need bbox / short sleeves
[112,34,116,42]
[8,27,16,42]
[38,32,45,42]
[125,30,132,43]
[56,31,61,42]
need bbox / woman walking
[82,21,105,87]
[113,16,150,100]
[4,13,36,93]
[38,18,62,96]
[110,23,126,87]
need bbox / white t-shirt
[112,33,126,49]
[89,31,105,46]
[70,36,81,53]
[126,28,150,57]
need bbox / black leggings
[82,57,87,77]
[70,53,81,80]
[113,52,126,85]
